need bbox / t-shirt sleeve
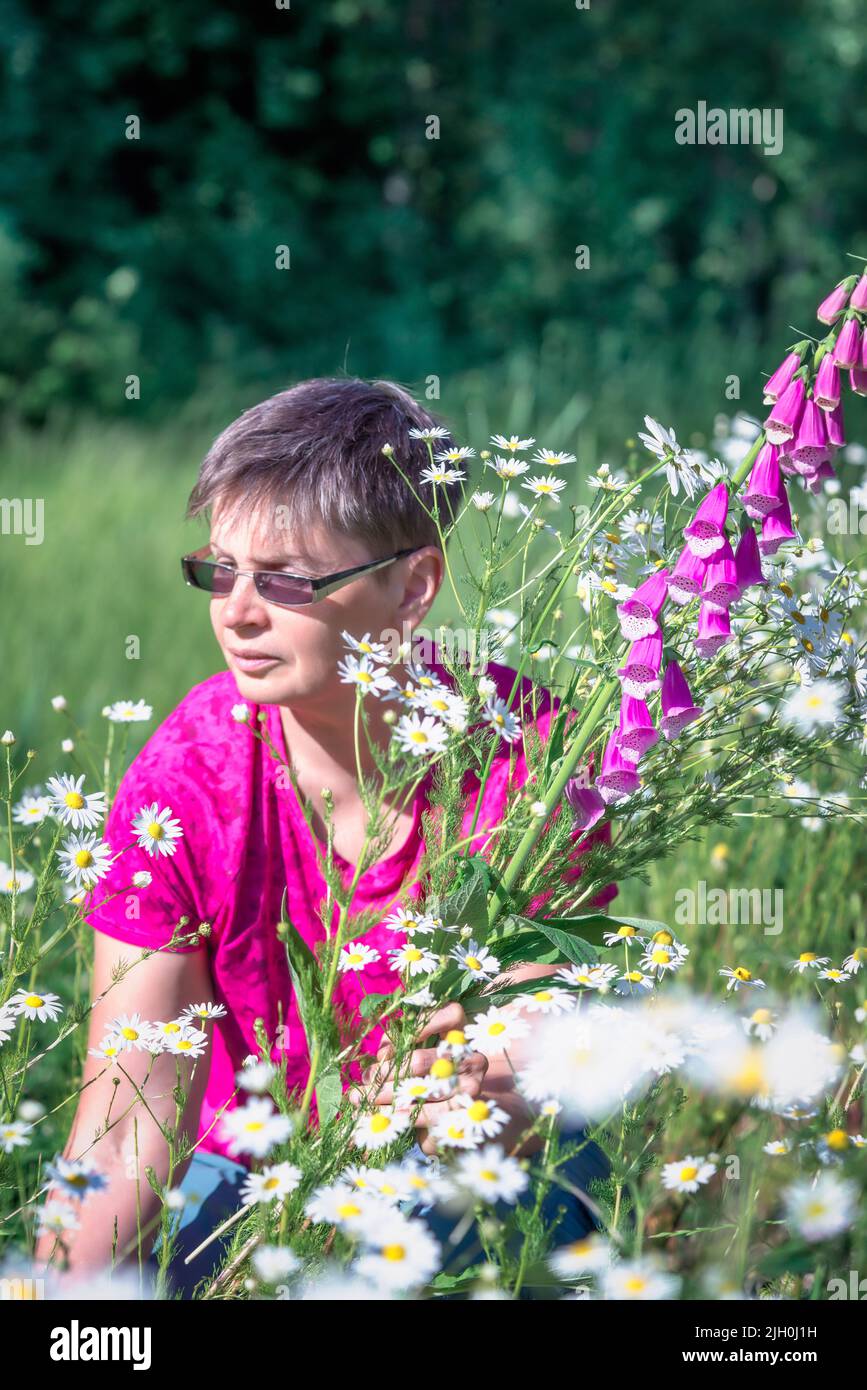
[82,757,217,954]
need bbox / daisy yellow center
[177,1040,192,1050]
[479,1169,498,1182]
[445,1029,466,1045]
[730,1049,767,1096]
[65,1173,88,1188]
[570,1240,592,1255]
[447,1125,466,1140]
[616,925,637,938]
[752,1009,772,1025]
[431,1058,455,1079]
[600,580,618,594]
[852,948,867,961]
[733,967,752,982]
[244,1120,265,1132]
[464,956,482,971]
[382,1244,406,1262]
[347,952,364,965]
[825,1129,849,1150]
[624,1276,647,1293]
[148,822,164,839]
[487,1021,506,1036]
[651,948,671,965]
[652,931,674,945]
[264,1176,280,1189]
[74,850,93,868]
[409,731,429,744]
[534,990,553,1002]
[467,1101,490,1122]
[805,695,823,709]
[380,1183,397,1196]
[799,952,817,962]
[493,714,504,726]
[121,1027,139,1040]
[357,671,373,684]
[164,1022,181,1033]
[404,948,423,962]
[679,1164,698,1182]
[625,971,644,982]
[64,792,85,809]
[338,1202,361,1218]
[805,1201,827,1219]
[24,994,44,1007]
[369,1113,391,1133]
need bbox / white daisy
[532,448,576,468]
[44,1154,108,1202]
[240,1161,302,1206]
[36,1201,80,1236]
[180,1001,227,1023]
[661,1155,717,1194]
[521,473,568,503]
[220,1098,293,1159]
[163,1025,209,1058]
[336,653,396,697]
[433,445,476,465]
[12,792,52,826]
[430,1110,483,1150]
[7,989,63,1023]
[490,434,535,453]
[354,1209,441,1292]
[601,1255,681,1300]
[482,697,521,744]
[420,464,465,486]
[780,679,846,733]
[57,832,114,890]
[518,985,577,1015]
[46,773,107,830]
[454,1144,529,1204]
[453,1093,510,1139]
[0,863,35,894]
[338,941,381,973]
[387,942,437,977]
[789,952,831,974]
[353,1106,411,1150]
[252,1246,301,1283]
[464,1006,529,1056]
[393,713,449,757]
[108,1012,152,1052]
[1,1119,32,1153]
[131,803,184,858]
[548,1234,611,1279]
[103,699,153,723]
[487,455,531,480]
[381,906,437,936]
[719,966,766,993]
[451,941,501,982]
[305,1182,376,1228]
[236,1059,277,1094]
[783,1172,858,1242]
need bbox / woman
[35,377,616,1297]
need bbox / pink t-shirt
[85,645,616,1166]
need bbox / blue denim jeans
[151,1131,609,1299]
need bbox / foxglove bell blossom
[762,350,801,405]
[595,732,641,802]
[694,605,734,659]
[826,401,846,448]
[733,526,766,595]
[667,544,708,605]
[659,662,703,739]
[790,399,830,472]
[616,695,658,764]
[616,569,669,641]
[764,377,806,447]
[700,541,739,612]
[616,633,663,698]
[564,779,606,834]
[817,281,852,324]
[849,274,867,311]
[833,317,862,371]
[742,443,783,518]
[759,484,797,557]
[683,482,729,558]
[813,354,841,412]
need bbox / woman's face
[205,501,442,713]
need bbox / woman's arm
[33,931,215,1282]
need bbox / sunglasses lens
[185,560,235,595]
[257,573,314,606]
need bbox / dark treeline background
[1,0,866,434]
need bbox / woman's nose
[219,572,269,628]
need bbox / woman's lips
[229,651,281,672]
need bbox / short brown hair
[186,377,459,561]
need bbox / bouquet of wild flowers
[2,266,867,1301]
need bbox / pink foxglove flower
[616,694,658,764]
[833,317,862,370]
[804,461,835,494]
[564,779,606,834]
[762,350,801,404]
[595,732,641,802]
[742,443,783,518]
[616,633,663,698]
[790,399,830,472]
[701,541,739,612]
[812,354,841,412]
[763,376,805,447]
[694,605,734,659]
[616,569,669,641]
[667,544,708,605]
[817,281,851,324]
[826,401,846,448]
[733,526,766,595]
[850,274,867,311]
[759,484,796,556]
[683,482,729,558]
[850,368,867,398]
[659,661,703,739]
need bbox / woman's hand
[347,1001,488,1156]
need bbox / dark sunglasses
[181,544,420,608]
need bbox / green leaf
[314,1067,344,1128]
[431,854,492,932]
[358,991,395,1019]
[538,912,672,947]
[531,919,599,967]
